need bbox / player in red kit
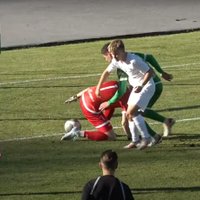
[61,80,130,141]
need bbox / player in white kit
[96,39,156,149]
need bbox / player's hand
[64,95,78,104]
[99,102,110,111]
[133,86,143,93]
[161,72,173,81]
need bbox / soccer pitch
[0,32,200,200]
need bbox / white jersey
[107,53,151,87]
[106,52,155,110]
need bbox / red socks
[83,130,108,141]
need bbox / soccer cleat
[61,127,80,141]
[148,134,162,147]
[137,137,152,150]
[154,134,162,144]
[147,137,155,147]
[123,141,140,149]
[163,118,176,137]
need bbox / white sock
[133,114,150,139]
[79,131,84,137]
[128,120,140,142]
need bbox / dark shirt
[81,175,134,200]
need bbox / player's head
[99,149,118,171]
[108,39,125,61]
[101,42,112,63]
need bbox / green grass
[0,31,200,200]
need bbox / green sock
[143,109,165,123]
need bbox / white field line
[0,62,200,86]
[0,117,200,143]
[162,62,200,69]
[0,73,101,86]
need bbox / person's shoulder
[106,58,118,71]
[130,53,142,61]
[120,181,134,200]
[121,181,131,188]
[127,52,140,63]
[118,179,132,191]
[84,178,97,187]
[127,52,136,58]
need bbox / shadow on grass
[132,186,200,194]
[111,104,200,119]
[163,133,200,141]
[154,104,200,112]
[1,104,200,121]
[0,186,199,196]
[118,133,200,141]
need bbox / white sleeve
[106,60,118,73]
[134,56,150,74]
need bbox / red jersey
[79,81,119,132]
[79,80,130,132]
[81,80,119,114]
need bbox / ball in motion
[64,119,81,133]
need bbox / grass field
[0,31,200,200]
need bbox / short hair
[108,39,125,55]
[101,42,110,55]
[100,149,118,170]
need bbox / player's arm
[95,69,110,97]
[135,52,173,81]
[109,69,129,104]
[144,54,173,81]
[96,61,117,98]
[141,67,154,86]
[145,54,164,74]
[135,52,164,74]
[99,80,127,111]
[108,80,127,104]
[64,88,88,104]
[134,68,154,93]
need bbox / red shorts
[79,92,113,133]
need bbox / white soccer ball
[64,119,81,133]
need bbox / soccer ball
[64,119,81,133]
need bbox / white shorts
[128,79,155,111]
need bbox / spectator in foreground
[81,149,134,200]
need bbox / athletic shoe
[137,137,151,150]
[61,127,80,141]
[147,137,155,147]
[148,134,162,147]
[163,118,176,137]
[154,134,162,144]
[123,141,140,149]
